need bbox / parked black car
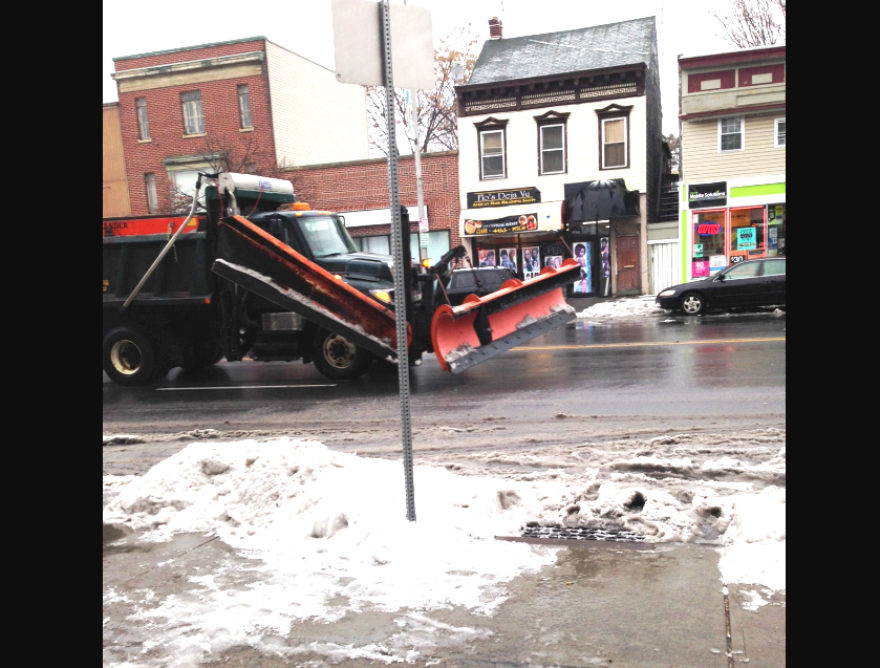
[439,267,515,307]
[656,257,785,315]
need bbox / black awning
[564,179,640,223]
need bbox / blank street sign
[331,0,434,90]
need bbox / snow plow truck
[102,172,579,386]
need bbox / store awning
[460,201,562,237]
[563,179,640,223]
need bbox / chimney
[488,16,503,39]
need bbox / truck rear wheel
[103,326,161,386]
[311,328,374,380]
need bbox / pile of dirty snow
[103,437,785,666]
[577,296,663,319]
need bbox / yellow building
[103,103,131,217]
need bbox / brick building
[111,36,370,215]
[284,151,461,262]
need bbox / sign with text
[464,212,538,236]
[692,260,709,277]
[709,255,727,271]
[688,182,727,209]
[736,226,757,250]
[467,187,541,209]
[697,223,722,236]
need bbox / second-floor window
[136,97,150,140]
[238,84,253,129]
[145,173,158,213]
[480,129,505,179]
[540,124,565,174]
[181,91,205,135]
[775,118,786,147]
[719,117,744,152]
[601,118,627,168]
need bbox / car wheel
[103,326,161,386]
[311,328,374,380]
[679,292,706,316]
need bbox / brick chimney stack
[488,17,503,39]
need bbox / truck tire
[181,341,224,371]
[103,326,161,386]
[311,328,374,381]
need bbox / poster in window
[709,254,727,273]
[600,237,610,279]
[737,226,757,250]
[499,247,517,273]
[572,242,592,294]
[523,246,540,279]
[477,248,496,267]
[573,243,588,272]
[544,255,563,269]
[693,260,709,277]
[693,243,703,257]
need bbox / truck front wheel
[103,326,161,386]
[311,328,374,380]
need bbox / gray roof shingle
[468,16,657,86]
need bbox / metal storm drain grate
[522,524,649,543]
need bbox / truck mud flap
[212,215,406,361]
[431,261,579,374]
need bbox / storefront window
[571,241,593,294]
[768,204,785,257]
[729,207,766,263]
[350,231,450,262]
[692,210,726,277]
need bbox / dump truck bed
[102,231,216,307]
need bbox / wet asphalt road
[102,309,786,449]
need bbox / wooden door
[615,235,640,294]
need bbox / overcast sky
[103,0,743,136]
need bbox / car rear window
[725,262,761,279]
[763,259,786,276]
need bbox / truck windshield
[297,215,358,258]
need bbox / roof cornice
[679,46,785,69]
[113,36,266,62]
[457,63,646,94]
[111,51,264,82]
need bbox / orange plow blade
[212,215,405,361]
[431,260,579,374]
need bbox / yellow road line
[513,337,785,351]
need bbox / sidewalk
[103,528,785,667]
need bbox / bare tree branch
[713,0,786,48]
[367,26,479,157]
[164,132,284,214]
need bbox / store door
[616,235,640,294]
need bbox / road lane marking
[512,337,785,351]
[156,384,337,391]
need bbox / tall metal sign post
[331,0,434,522]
